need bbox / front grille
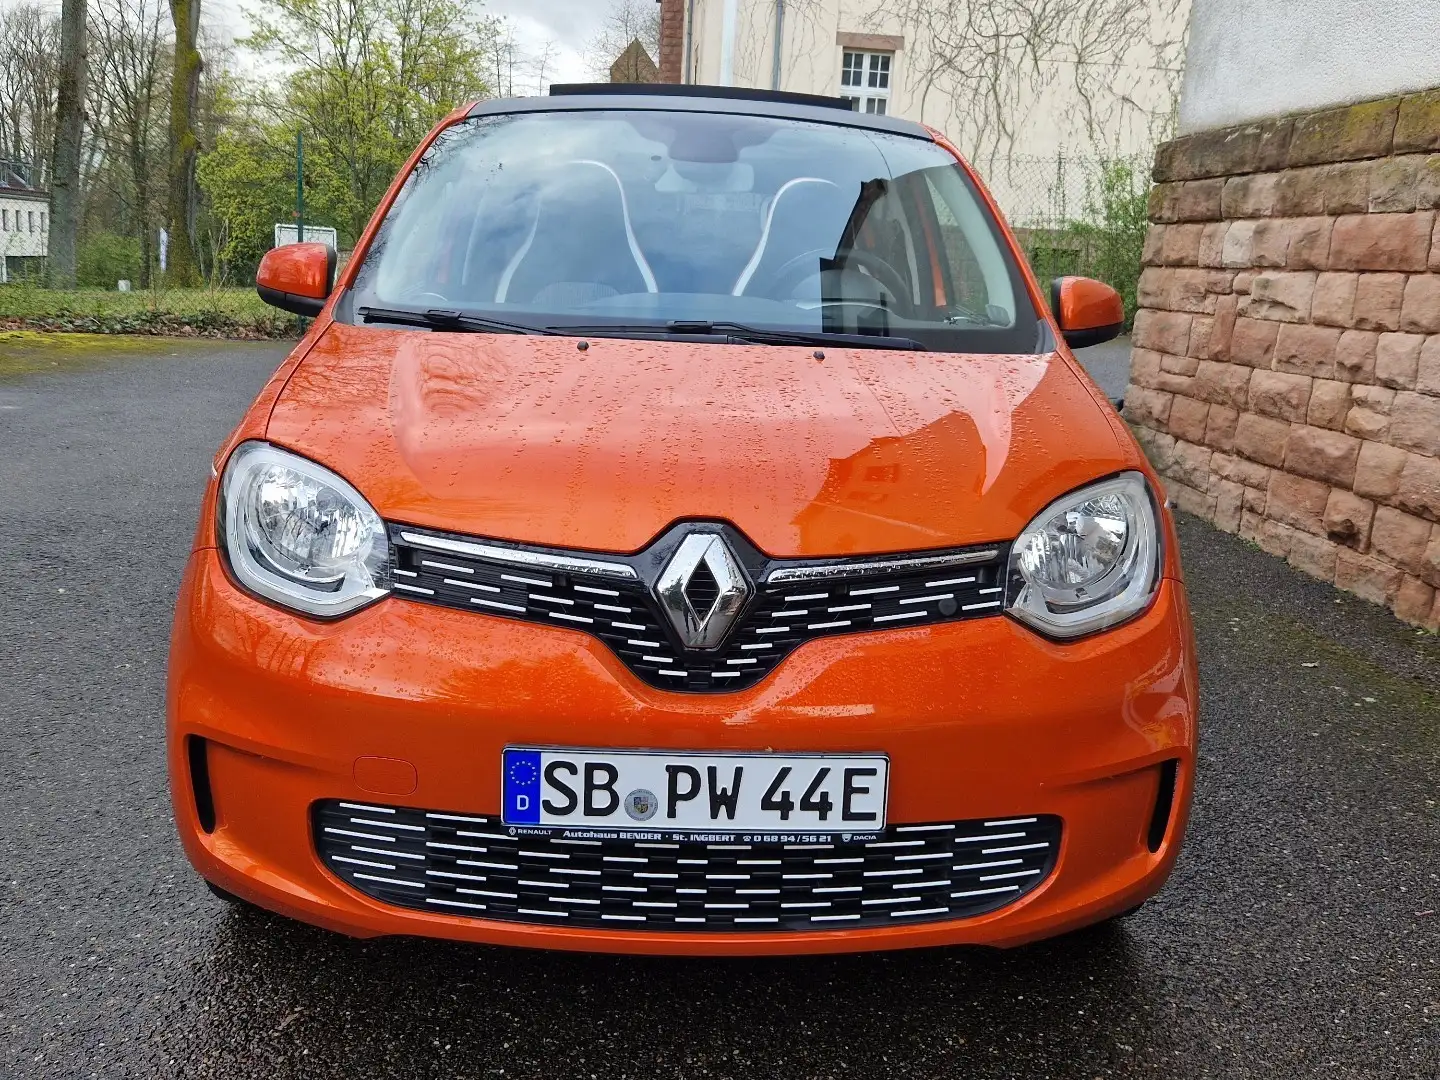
[314,800,1061,931]
[389,523,1010,693]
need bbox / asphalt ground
[0,334,1436,1079]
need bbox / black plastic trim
[257,283,325,318]
[1062,322,1124,350]
[1147,759,1179,852]
[187,736,217,833]
[550,82,856,112]
[466,90,930,139]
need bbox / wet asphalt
[0,335,1436,1079]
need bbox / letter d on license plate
[502,748,888,836]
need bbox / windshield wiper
[551,320,927,351]
[357,306,558,336]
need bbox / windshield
[344,109,1041,353]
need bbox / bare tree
[90,0,171,285]
[873,0,1188,170]
[485,17,524,98]
[50,0,88,286]
[0,4,61,187]
[584,0,662,81]
[165,0,202,284]
[528,39,560,96]
[481,20,559,98]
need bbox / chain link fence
[982,152,1153,328]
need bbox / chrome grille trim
[765,548,1000,583]
[315,801,1061,932]
[398,530,639,580]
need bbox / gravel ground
[0,337,1435,1080]
[1074,335,1132,401]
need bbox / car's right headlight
[1005,471,1162,640]
[218,441,391,618]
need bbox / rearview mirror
[1050,276,1124,349]
[257,243,336,317]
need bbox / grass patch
[0,330,177,377]
[0,329,287,378]
[0,285,297,340]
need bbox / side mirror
[1050,276,1124,349]
[257,242,336,317]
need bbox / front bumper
[167,548,1198,955]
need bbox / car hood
[265,323,1132,557]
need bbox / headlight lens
[218,441,391,617]
[1005,472,1161,639]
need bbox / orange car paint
[168,107,1198,955]
[255,242,334,301]
[262,327,1134,556]
[1055,276,1127,336]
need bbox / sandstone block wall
[1129,91,1440,630]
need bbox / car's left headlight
[1005,471,1162,640]
[218,441,391,618]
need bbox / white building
[0,163,50,283]
[664,0,1190,221]
[1177,0,1440,133]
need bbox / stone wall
[1128,91,1440,630]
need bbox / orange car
[168,85,1196,955]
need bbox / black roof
[551,82,854,111]
[468,83,932,140]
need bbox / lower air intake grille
[314,801,1061,931]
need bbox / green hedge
[0,286,296,339]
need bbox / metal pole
[296,129,307,333]
[772,0,785,90]
[296,130,305,244]
[720,0,738,86]
[683,0,695,84]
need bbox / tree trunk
[135,147,151,289]
[48,0,87,289]
[165,0,202,286]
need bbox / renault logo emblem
[654,532,752,649]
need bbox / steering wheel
[757,248,914,316]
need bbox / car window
[347,110,1041,353]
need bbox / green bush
[77,232,144,288]
[1017,157,1151,331]
[1066,159,1151,329]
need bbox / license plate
[502,748,889,839]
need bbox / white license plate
[501,748,889,838]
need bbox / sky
[484,0,608,85]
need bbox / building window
[39,211,46,231]
[1,209,8,231]
[29,210,35,233]
[841,50,891,114]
